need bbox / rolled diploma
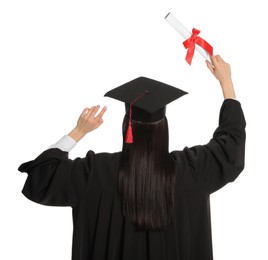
[165,13,212,63]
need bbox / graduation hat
[104,76,188,143]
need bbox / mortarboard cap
[104,76,188,143]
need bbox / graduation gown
[18,99,246,260]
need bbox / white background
[1,0,267,259]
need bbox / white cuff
[48,135,77,152]
[225,97,237,101]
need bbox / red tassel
[125,90,148,144]
[125,121,133,143]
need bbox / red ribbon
[183,28,213,65]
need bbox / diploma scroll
[165,12,212,64]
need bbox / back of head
[118,116,176,231]
[105,76,187,231]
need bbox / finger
[81,107,90,116]
[214,55,221,61]
[95,106,107,119]
[206,60,215,74]
[211,55,227,68]
[210,55,218,67]
[85,106,96,118]
[219,56,225,63]
[79,107,92,120]
[215,55,225,64]
[89,105,100,118]
[218,55,226,62]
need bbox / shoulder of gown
[18,147,121,207]
[171,99,246,194]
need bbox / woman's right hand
[68,105,107,142]
[206,55,236,99]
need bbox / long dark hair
[118,115,176,231]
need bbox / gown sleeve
[184,99,246,194]
[18,148,94,207]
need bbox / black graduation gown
[18,99,246,260]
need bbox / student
[18,55,246,260]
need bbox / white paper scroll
[165,12,212,63]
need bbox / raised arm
[182,55,246,194]
[48,105,107,151]
[18,105,107,206]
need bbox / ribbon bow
[183,28,213,65]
